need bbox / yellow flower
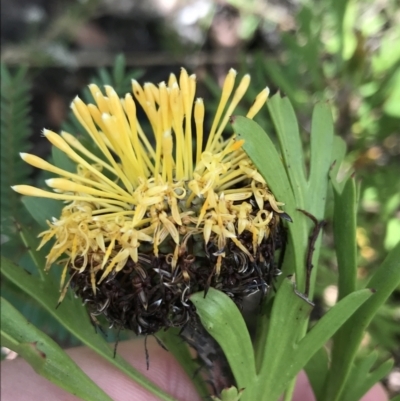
[13,68,285,310]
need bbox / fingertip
[68,338,202,401]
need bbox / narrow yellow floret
[13,68,284,294]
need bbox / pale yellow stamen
[194,98,204,166]
[12,185,129,208]
[45,179,134,204]
[246,87,270,119]
[205,68,237,152]
[16,68,285,286]
[210,74,251,149]
[88,84,110,114]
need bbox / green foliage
[191,288,257,391]
[1,297,113,401]
[0,255,178,401]
[0,65,32,232]
[2,1,399,396]
[229,101,399,401]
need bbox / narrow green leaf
[294,289,373,373]
[324,242,400,401]
[308,102,334,210]
[190,288,257,391]
[1,297,113,401]
[304,103,334,298]
[255,279,313,401]
[329,136,351,194]
[267,93,307,204]
[113,54,126,89]
[333,178,358,300]
[0,257,179,401]
[231,115,308,287]
[15,221,47,279]
[340,354,394,401]
[257,288,373,401]
[21,196,63,228]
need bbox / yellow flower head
[13,68,286,333]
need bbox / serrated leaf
[1,65,33,225]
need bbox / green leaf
[231,114,307,290]
[333,178,358,300]
[1,64,32,227]
[1,297,113,401]
[52,146,76,173]
[113,53,126,89]
[267,94,307,205]
[190,288,257,391]
[254,279,313,401]
[0,256,180,401]
[257,279,313,377]
[21,196,63,228]
[329,136,351,194]
[255,286,373,401]
[231,115,295,211]
[308,102,334,208]
[323,242,400,401]
[15,221,47,279]
[340,353,393,401]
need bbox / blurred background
[1,0,399,396]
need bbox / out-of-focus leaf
[52,146,76,173]
[21,196,63,229]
